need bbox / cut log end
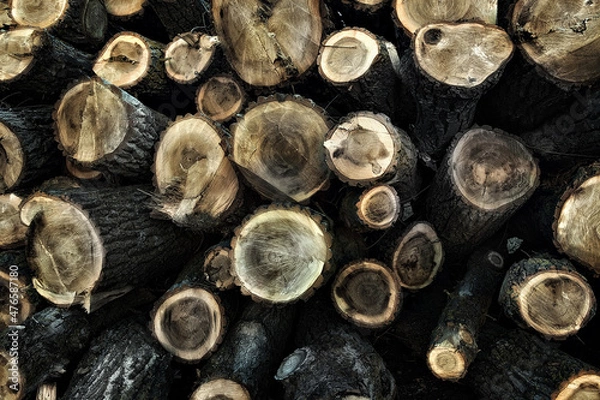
[518,270,596,339]
[65,159,102,180]
[20,194,103,308]
[324,112,399,186]
[0,269,34,329]
[93,32,154,88]
[393,0,497,35]
[231,206,332,304]
[0,1,15,27]
[152,287,225,363]
[212,0,323,86]
[451,127,539,211]
[10,0,68,29]
[196,75,245,122]
[512,0,600,84]
[332,260,401,328]
[36,382,57,400]
[232,96,330,202]
[55,78,128,164]
[553,373,600,400]
[0,28,41,84]
[427,345,468,381]
[414,23,513,88]
[391,222,444,290]
[554,175,600,275]
[165,33,218,84]
[0,122,24,193]
[153,115,240,229]
[0,194,27,248]
[191,378,251,400]
[103,0,146,17]
[203,246,235,290]
[0,351,22,400]
[356,185,401,230]
[318,28,380,84]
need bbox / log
[64,159,102,180]
[152,114,242,230]
[427,249,505,381]
[339,185,401,231]
[0,1,15,28]
[93,31,170,99]
[398,23,514,158]
[20,182,198,311]
[230,95,331,202]
[0,250,39,331]
[230,204,332,304]
[147,0,212,39]
[425,126,539,261]
[276,294,396,399]
[54,77,170,182]
[36,383,56,400]
[331,259,402,328]
[387,221,444,290]
[212,0,323,87]
[0,194,27,249]
[317,28,403,122]
[164,32,219,85]
[0,106,63,193]
[63,318,173,400]
[0,28,93,100]
[466,323,600,399]
[498,256,596,340]
[196,74,246,123]
[324,111,419,197]
[203,242,235,291]
[0,307,91,400]
[103,0,146,18]
[150,252,227,363]
[192,301,297,400]
[392,0,497,36]
[9,0,108,48]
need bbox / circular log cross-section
[103,0,146,17]
[499,256,596,340]
[231,96,331,202]
[203,244,235,290]
[0,27,41,85]
[324,112,418,192]
[152,287,224,363]
[511,0,600,84]
[341,185,401,231]
[0,195,27,248]
[231,206,332,304]
[196,75,246,122]
[554,374,600,400]
[554,170,600,275]
[426,127,539,259]
[191,379,251,400]
[212,0,323,86]
[415,23,513,89]
[393,0,497,36]
[165,33,219,85]
[390,221,444,290]
[153,115,240,230]
[332,260,401,328]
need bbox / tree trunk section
[0,194,27,249]
[427,249,505,381]
[103,0,146,18]
[425,126,539,261]
[196,74,246,123]
[498,255,596,339]
[164,32,220,85]
[339,185,401,231]
[147,0,212,39]
[0,250,39,331]
[63,318,173,400]
[20,182,198,311]
[54,77,170,182]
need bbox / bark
[0,307,91,400]
[147,0,212,38]
[63,318,173,400]
[0,28,93,101]
[54,77,170,182]
[425,126,539,261]
[0,106,63,193]
[427,249,505,381]
[398,23,514,159]
[325,0,397,42]
[192,301,297,400]
[276,294,396,399]
[21,182,199,311]
[498,255,596,339]
[466,323,600,400]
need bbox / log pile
[0,0,599,399]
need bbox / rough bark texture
[147,0,212,38]
[195,301,297,399]
[63,318,173,400]
[0,106,62,193]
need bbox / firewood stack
[0,0,599,399]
